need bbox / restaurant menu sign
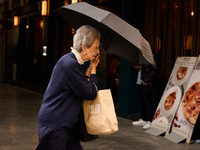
[166,56,200,143]
[146,57,197,137]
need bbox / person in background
[36,25,101,150]
[132,52,159,129]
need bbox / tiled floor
[0,84,42,150]
[0,83,200,150]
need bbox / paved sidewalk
[0,83,199,150]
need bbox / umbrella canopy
[55,2,155,66]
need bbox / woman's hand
[134,65,141,70]
[90,54,100,74]
[142,81,148,85]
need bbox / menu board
[146,57,197,137]
[165,56,200,143]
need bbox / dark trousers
[36,124,83,150]
[138,84,154,122]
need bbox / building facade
[0,0,200,118]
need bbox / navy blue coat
[38,52,98,131]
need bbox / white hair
[73,25,101,52]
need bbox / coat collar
[71,47,84,65]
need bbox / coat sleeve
[65,60,98,100]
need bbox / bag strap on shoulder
[92,83,98,91]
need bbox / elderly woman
[36,25,100,150]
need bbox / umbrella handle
[99,41,103,50]
[99,28,111,50]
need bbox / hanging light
[14,16,20,26]
[72,28,75,34]
[63,0,68,5]
[71,0,78,4]
[43,46,47,56]
[191,11,194,17]
[39,20,43,29]
[41,0,48,16]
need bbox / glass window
[168,0,182,62]
[182,0,197,56]
[155,0,168,77]
[145,0,169,77]
[145,0,200,78]
[196,1,200,56]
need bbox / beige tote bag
[83,87,118,135]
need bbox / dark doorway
[107,53,120,112]
[17,16,43,92]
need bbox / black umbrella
[55,2,155,65]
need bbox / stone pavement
[0,83,199,150]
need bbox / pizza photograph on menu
[168,69,200,143]
[164,92,176,110]
[153,109,160,121]
[160,86,182,117]
[171,57,197,88]
[181,81,200,125]
[177,67,188,80]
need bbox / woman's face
[85,39,100,61]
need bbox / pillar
[118,0,145,118]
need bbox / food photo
[172,70,200,131]
[160,86,182,117]
[172,66,193,87]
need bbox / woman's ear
[82,43,87,54]
[82,43,86,50]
